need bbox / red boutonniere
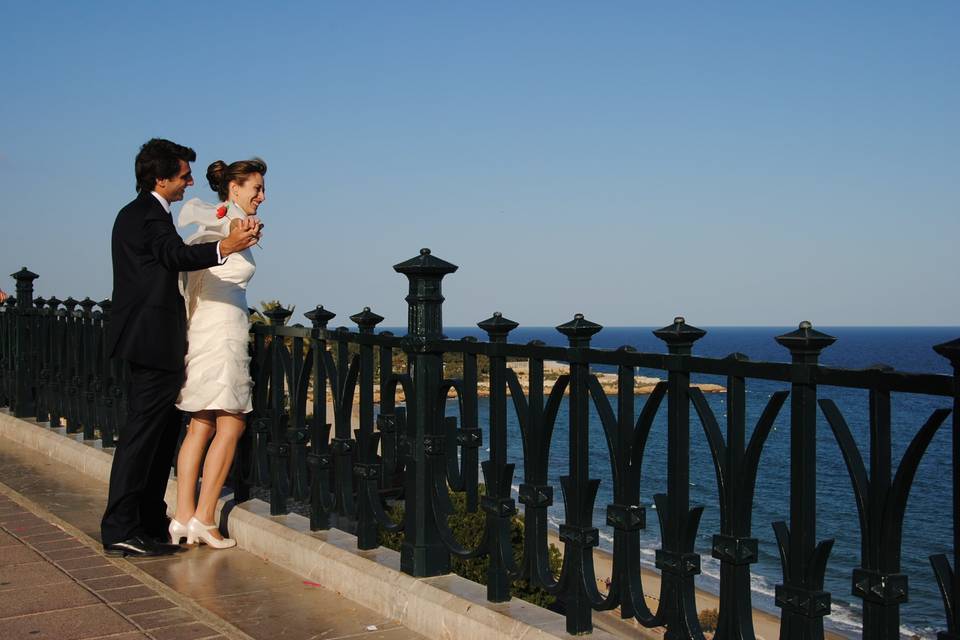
[216,205,228,219]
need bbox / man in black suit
[101,138,260,556]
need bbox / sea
[419,326,957,639]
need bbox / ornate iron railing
[2,254,958,640]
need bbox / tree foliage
[380,488,563,608]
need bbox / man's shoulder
[114,193,167,234]
[118,191,157,216]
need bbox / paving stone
[197,590,402,640]
[0,603,135,639]
[334,627,425,640]
[82,574,141,591]
[43,545,101,561]
[115,596,178,615]
[0,512,43,526]
[125,551,190,567]
[56,508,107,539]
[135,546,298,599]
[0,543,43,565]
[20,529,72,543]
[129,607,195,629]
[364,627,435,639]
[57,554,113,570]
[98,584,157,603]
[0,529,19,546]
[18,522,66,537]
[67,564,127,580]
[31,536,87,551]
[5,522,57,537]
[0,581,99,617]
[149,622,220,640]
[0,560,72,591]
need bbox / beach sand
[546,531,847,639]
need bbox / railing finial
[478,312,518,343]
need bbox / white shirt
[152,191,224,264]
[151,191,171,213]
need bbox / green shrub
[380,487,562,608]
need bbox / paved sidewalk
[1,490,234,640]
[0,436,424,640]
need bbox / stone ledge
[0,410,615,640]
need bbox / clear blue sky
[2,2,957,327]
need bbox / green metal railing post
[11,267,38,418]
[393,248,457,577]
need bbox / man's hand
[221,217,261,256]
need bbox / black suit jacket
[107,191,220,371]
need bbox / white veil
[178,198,232,245]
[177,198,233,314]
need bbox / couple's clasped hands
[221,217,262,256]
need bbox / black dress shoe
[103,535,182,557]
[144,516,172,541]
[144,530,173,545]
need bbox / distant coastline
[491,359,725,397]
[318,360,725,403]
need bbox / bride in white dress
[170,158,266,549]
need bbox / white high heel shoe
[168,518,189,544]
[186,517,236,549]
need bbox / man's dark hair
[134,138,197,193]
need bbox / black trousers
[100,362,184,546]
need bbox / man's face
[155,159,194,203]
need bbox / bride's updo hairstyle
[206,158,268,201]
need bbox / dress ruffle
[176,323,252,413]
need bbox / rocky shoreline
[490,359,725,397]
[318,360,725,404]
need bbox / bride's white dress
[175,199,255,414]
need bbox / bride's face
[231,173,265,215]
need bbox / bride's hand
[230,217,263,234]
[245,217,264,244]
[221,218,260,256]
